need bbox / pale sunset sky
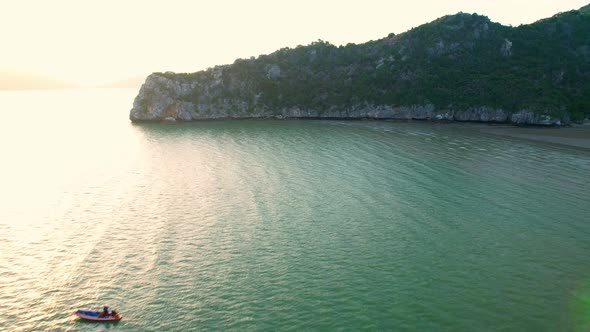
[1,0,588,87]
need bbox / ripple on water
[0,103,589,330]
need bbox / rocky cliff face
[130,73,566,125]
[131,6,589,125]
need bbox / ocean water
[1,89,590,331]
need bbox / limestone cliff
[131,5,590,125]
[131,73,566,125]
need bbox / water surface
[1,89,589,331]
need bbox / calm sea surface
[1,89,589,331]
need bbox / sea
[0,89,589,331]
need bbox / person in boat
[98,306,109,318]
[111,309,118,317]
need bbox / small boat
[72,309,122,321]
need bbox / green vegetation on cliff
[160,5,590,121]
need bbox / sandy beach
[477,124,590,150]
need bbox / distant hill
[94,76,146,89]
[0,70,145,90]
[131,4,590,124]
[0,69,78,90]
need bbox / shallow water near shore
[1,89,590,331]
[479,124,590,150]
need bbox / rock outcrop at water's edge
[131,5,590,125]
[130,73,567,125]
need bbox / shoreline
[477,123,590,150]
[131,117,590,150]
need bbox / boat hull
[72,310,122,321]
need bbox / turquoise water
[1,89,590,331]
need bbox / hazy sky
[1,0,588,86]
